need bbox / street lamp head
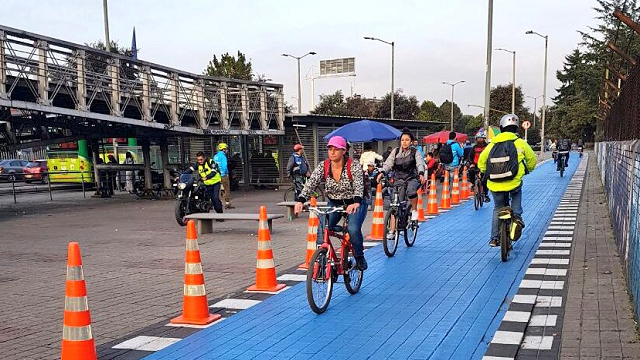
[309,52,317,55]
[525,30,534,34]
[364,36,374,40]
[281,53,290,57]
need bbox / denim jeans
[204,183,223,213]
[445,165,459,183]
[490,186,522,240]
[317,199,367,257]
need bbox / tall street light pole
[102,0,111,52]
[526,30,548,155]
[483,0,494,130]
[496,48,516,114]
[364,37,395,119]
[282,52,317,114]
[442,81,465,131]
[526,95,543,128]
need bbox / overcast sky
[0,0,600,116]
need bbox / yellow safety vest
[198,159,221,185]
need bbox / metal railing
[601,59,640,141]
[0,24,284,135]
[0,170,91,203]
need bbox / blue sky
[1,0,599,116]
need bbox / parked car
[23,159,49,183]
[0,159,29,182]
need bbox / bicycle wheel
[382,209,399,257]
[306,247,334,314]
[500,220,509,262]
[284,186,295,202]
[343,250,363,294]
[404,220,418,247]
[560,159,564,177]
[474,182,481,211]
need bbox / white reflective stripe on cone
[257,258,275,268]
[185,263,203,275]
[257,241,272,251]
[307,241,316,250]
[62,325,93,341]
[184,284,206,296]
[66,266,84,281]
[64,296,89,312]
[186,239,199,251]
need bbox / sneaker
[386,232,396,240]
[489,239,499,247]
[411,210,418,221]
[355,256,368,271]
[484,195,491,203]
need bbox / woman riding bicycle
[294,136,368,271]
[376,128,426,240]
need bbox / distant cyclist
[557,138,571,171]
[478,114,537,247]
[286,144,310,200]
[376,128,426,239]
[468,129,491,203]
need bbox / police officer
[196,151,223,214]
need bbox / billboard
[319,58,355,76]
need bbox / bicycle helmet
[499,114,520,128]
[475,128,487,139]
[217,143,228,151]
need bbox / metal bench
[277,201,328,221]
[184,213,284,235]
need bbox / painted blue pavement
[145,157,579,360]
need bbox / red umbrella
[422,131,469,144]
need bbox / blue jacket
[446,140,464,167]
[213,151,229,177]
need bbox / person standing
[214,143,234,209]
[438,132,464,182]
[196,151,223,214]
[360,143,383,170]
[124,151,135,192]
[286,144,310,199]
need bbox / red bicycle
[305,206,364,314]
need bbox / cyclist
[557,138,571,171]
[286,144,310,200]
[376,128,426,239]
[478,114,536,247]
[468,129,491,203]
[550,140,558,163]
[196,151,223,214]
[294,136,368,271]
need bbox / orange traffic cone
[299,197,319,270]
[451,170,460,204]
[171,220,221,325]
[61,242,97,360]
[427,174,439,215]
[440,170,451,209]
[367,184,385,240]
[247,206,286,292]
[417,187,426,222]
[461,167,470,199]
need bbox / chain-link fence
[602,61,640,141]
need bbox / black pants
[205,183,223,213]
[557,152,569,170]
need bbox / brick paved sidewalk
[560,155,640,359]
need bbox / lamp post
[483,0,494,130]
[526,95,543,128]
[526,30,548,155]
[442,81,465,130]
[282,52,317,114]
[496,48,516,114]
[364,36,395,119]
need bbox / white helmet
[499,114,520,128]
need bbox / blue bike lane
[144,158,579,360]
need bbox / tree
[204,51,253,80]
[376,91,420,119]
[311,90,348,116]
[488,84,528,126]
[344,95,378,118]
[417,100,443,122]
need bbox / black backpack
[439,143,454,164]
[558,139,571,151]
[486,140,520,182]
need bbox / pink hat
[326,136,347,150]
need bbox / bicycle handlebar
[305,206,346,216]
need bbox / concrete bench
[277,201,328,221]
[184,213,284,235]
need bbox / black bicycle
[382,178,419,257]
[557,152,568,178]
[284,177,325,202]
[497,206,514,262]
